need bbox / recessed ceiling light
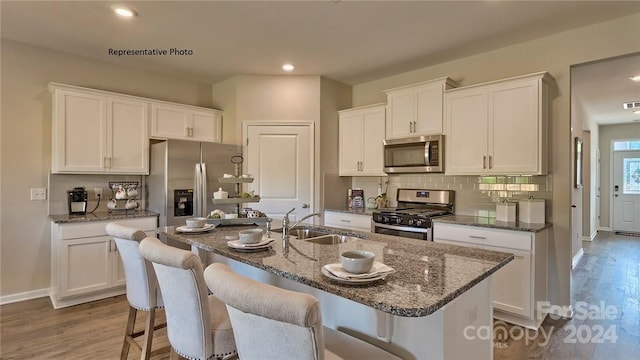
[282,64,295,72]
[112,5,137,18]
[630,75,640,81]
[634,110,640,115]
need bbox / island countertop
[158,225,513,317]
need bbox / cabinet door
[52,90,107,173]
[360,109,386,176]
[339,113,364,176]
[107,97,149,174]
[385,90,414,139]
[60,236,111,297]
[150,104,189,139]
[489,79,540,174]
[190,110,221,143]
[415,83,444,135]
[491,249,532,317]
[445,87,489,174]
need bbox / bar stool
[105,222,168,360]
[139,236,237,360]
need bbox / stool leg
[140,308,156,360]
[121,306,137,360]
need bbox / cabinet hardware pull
[413,121,417,132]
[489,155,493,169]
[185,127,189,137]
[483,156,487,169]
[469,235,486,239]
[340,219,351,222]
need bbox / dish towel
[324,262,396,279]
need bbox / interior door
[245,124,313,224]
[613,150,640,232]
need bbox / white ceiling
[2,1,639,125]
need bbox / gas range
[372,189,454,240]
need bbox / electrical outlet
[30,188,47,201]
[94,187,103,199]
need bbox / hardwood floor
[1,231,638,359]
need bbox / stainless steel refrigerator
[146,139,241,227]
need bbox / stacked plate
[227,237,274,252]
[321,262,396,284]
[176,224,215,233]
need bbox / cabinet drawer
[434,223,532,251]
[56,217,157,240]
[324,211,372,231]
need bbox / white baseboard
[572,248,584,269]
[582,230,597,242]
[545,304,573,320]
[598,226,612,232]
[0,288,50,305]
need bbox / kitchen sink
[300,234,348,245]
[271,227,349,244]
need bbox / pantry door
[613,150,640,232]
[244,123,314,224]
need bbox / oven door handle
[424,141,431,166]
[374,222,430,233]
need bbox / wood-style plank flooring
[1,231,638,359]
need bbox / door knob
[571,204,577,208]
[302,203,309,208]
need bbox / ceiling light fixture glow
[282,64,295,72]
[112,6,136,17]
[630,75,640,82]
[634,110,640,115]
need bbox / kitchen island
[158,224,513,359]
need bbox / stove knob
[408,219,414,226]
[415,220,423,227]
[382,216,389,223]
[395,218,403,225]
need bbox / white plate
[321,266,388,284]
[227,238,274,251]
[176,224,215,233]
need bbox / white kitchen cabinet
[444,72,550,175]
[433,222,548,330]
[384,77,457,139]
[150,103,222,143]
[338,104,386,176]
[50,216,157,309]
[324,210,372,232]
[49,84,149,174]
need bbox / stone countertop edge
[324,207,376,216]
[432,215,551,232]
[49,210,159,224]
[159,224,514,318]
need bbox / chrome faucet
[281,208,320,239]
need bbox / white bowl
[238,228,264,244]
[340,250,375,274]
[186,217,207,229]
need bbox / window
[613,140,640,151]
[623,158,640,195]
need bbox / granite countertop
[432,215,551,232]
[49,210,159,224]
[158,224,513,318]
[324,207,376,216]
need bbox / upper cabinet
[383,77,458,139]
[444,72,551,175]
[339,104,386,176]
[49,84,149,174]
[150,103,222,143]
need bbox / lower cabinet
[323,211,372,232]
[50,216,157,309]
[433,222,548,330]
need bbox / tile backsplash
[49,174,145,215]
[351,174,552,221]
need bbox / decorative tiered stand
[107,181,140,214]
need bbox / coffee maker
[67,187,88,215]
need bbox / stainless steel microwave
[383,135,444,173]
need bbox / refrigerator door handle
[200,163,207,218]
[194,164,202,218]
